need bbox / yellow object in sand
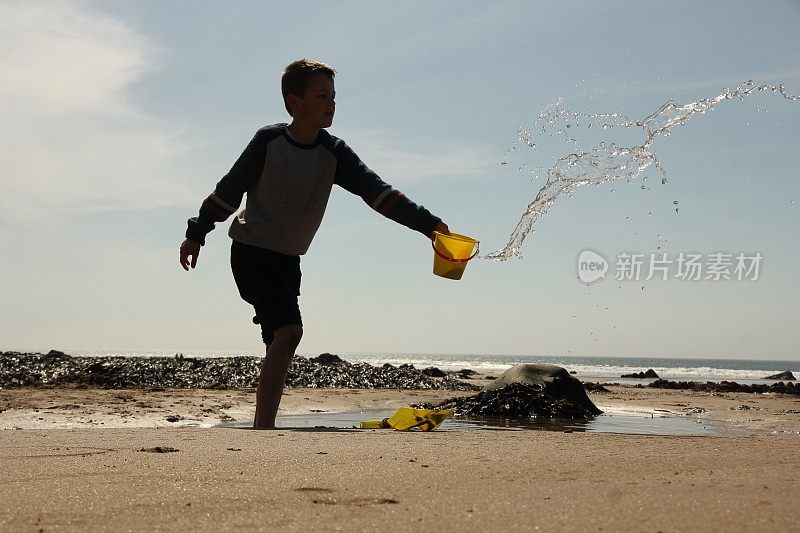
[360,407,454,431]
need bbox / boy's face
[290,73,335,129]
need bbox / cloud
[0,1,193,225]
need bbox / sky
[1,0,799,360]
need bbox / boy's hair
[281,59,336,116]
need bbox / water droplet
[647,211,652,216]
[661,178,668,185]
[673,200,678,205]
[500,161,508,166]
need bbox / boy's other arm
[181,130,268,269]
[180,238,201,271]
[333,141,446,239]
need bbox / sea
[68,350,797,386]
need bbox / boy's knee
[273,324,303,349]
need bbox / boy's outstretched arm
[431,220,450,239]
[180,129,268,270]
[332,139,448,239]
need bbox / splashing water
[486,80,799,261]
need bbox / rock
[0,351,478,392]
[765,371,796,381]
[649,379,800,396]
[0,352,472,391]
[44,350,69,359]
[165,415,182,422]
[621,369,659,379]
[583,382,611,393]
[481,364,602,415]
[312,353,345,365]
[140,446,179,453]
[421,381,600,420]
[569,370,577,375]
[420,366,446,378]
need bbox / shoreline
[4,350,798,385]
[3,383,799,435]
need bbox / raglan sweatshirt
[185,124,441,256]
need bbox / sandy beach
[2,383,799,532]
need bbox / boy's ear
[286,92,302,114]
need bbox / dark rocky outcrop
[483,365,602,415]
[583,382,612,393]
[420,367,446,378]
[621,369,660,379]
[0,351,477,391]
[421,382,600,420]
[418,364,602,420]
[764,371,796,381]
[649,379,800,396]
[311,353,345,365]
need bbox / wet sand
[1,384,799,531]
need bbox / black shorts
[230,239,302,345]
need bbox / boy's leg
[253,324,303,429]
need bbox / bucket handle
[431,239,479,263]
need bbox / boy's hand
[431,221,450,239]
[180,239,201,270]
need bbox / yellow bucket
[432,232,479,280]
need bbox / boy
[179,59,449,429]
